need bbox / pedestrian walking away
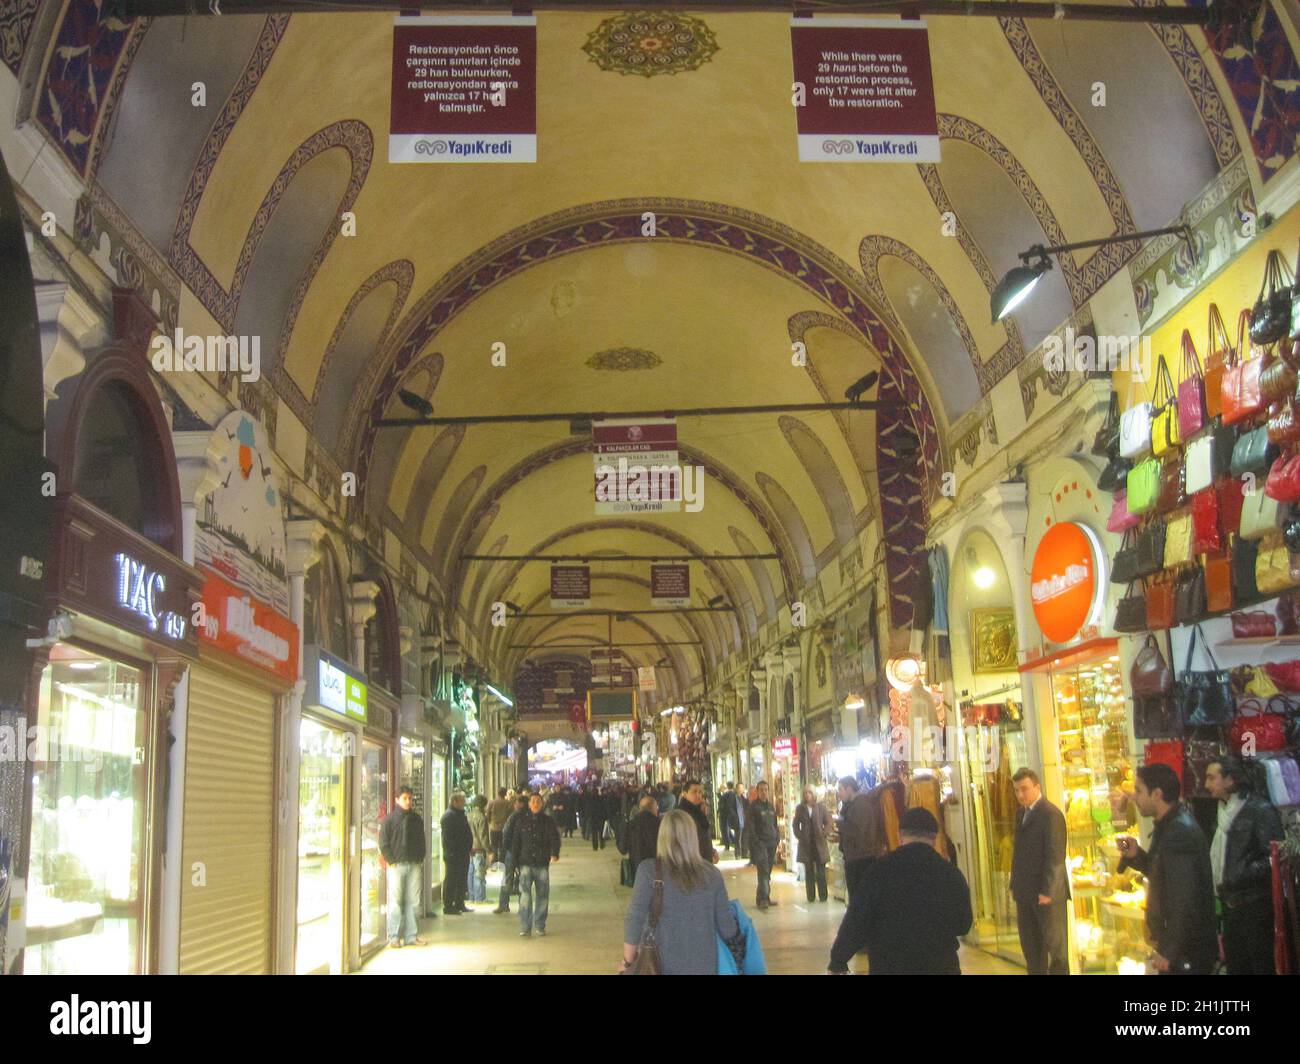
[1009,767,1070,975]
[487,787,512,865]
[719,782,739,851]
[792,787,830,903]
[379,785,427,948]
[440,791,473,915]
[512,792,562,936]
[835,775,886,903]
[828,808,972,974]
[621,810,741,975]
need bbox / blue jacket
[716,900,767,975]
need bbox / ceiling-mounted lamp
[398,388,434,418]
[991,224,1194,324]
[707,594,728,608]
[844,370,879,402]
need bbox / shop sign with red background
[773,735,798,759]
[1030,521,1102,645]
[198,571,298,684]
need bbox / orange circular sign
[1030,521,1098,644]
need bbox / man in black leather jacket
[1118,764,1217,975]
[1207,757,1284,974]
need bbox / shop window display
[296,718,349,975]
[359,740,388,954]
[1047,656,1143,974]
[25,647,147,974]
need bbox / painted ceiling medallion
[583,13,719,78]
[587,347,662,371]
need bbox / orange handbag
[1205,551,1233,613]
[1203,305,1232,420]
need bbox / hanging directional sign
[390,15,537,163]
[593,417,681,514]
[790,18,939,163]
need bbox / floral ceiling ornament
[583,12,719,78]
[586,347,663,371]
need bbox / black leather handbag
[1112,528,1140,585]
[1137,522,1167,577]
[1099,455,1130,494]
[1177,624,1235,727]
[1210,422,1237,477]
[1250,249,1295,346]
[1232,536,1261,604]
[1093,390,1122,458]
[1174,566,1207,626]
[1114,581,1148,634]
[1231,426,1279,478]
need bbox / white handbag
[1119,402,1153,460]
[1184,434,1215,495]
[1239,486,1282,540]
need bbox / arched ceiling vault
[51,7,1274,686]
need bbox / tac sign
[1030,522,1103,645]
[114,552,186,641]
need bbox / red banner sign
[390,16,537,163]
[790,18,939,163]
[199,571,299,683]
[773,735,799,759]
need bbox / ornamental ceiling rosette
[583,12,719,77]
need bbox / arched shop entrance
[527,739,587,786]
[947,527,1026,967]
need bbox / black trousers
[443,855,469,911]
[803,860,828,901]
[1016,898,1070,975]
[489,830,503,856]
[720,814,737,849]
[843,857,875,903]
[754,843,777,905]
[590,822,606,850]
[1223,896,1276,975]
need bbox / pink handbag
[1107,489,1141,533]
[1178,328,1206,440]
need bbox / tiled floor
[359,839,1023,975]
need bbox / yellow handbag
[1151,354,1181,458]
[1254,533,1295,595]
[1162,511,1193,570]
[1245,666,1281,698]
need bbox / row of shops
[2,290,489,975]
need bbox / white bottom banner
[797,133,939,162]
[390,134,536,163]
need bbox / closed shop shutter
[180,666,276,974]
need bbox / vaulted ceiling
[20,1,1290,697]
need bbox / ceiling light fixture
[972,566,996,589]
[397,389,434,418]
[991,224,1193,323]
[844,370,879,402]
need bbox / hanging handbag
[624,860,664,975]
[1144,740,1185,785]
[1260,342,1296,404]
[1264,452,1300,503]
[1203,304,1232,420]
[1222,308,1266,425]
[1231,425,1278,478]
[1233,536,1261,604]
[1107,488,1141,533]
[1126,458,1161,514]
[1093,390,1122,458]
[1231,610,1276,638]
[1218,477,1246,536]
[1136,521,1167,577]
[1178,624,1235,727]
[1177,329,1207,440]
[1163,510,1194,569]
[1278,591,1300,635]
[1262,661,1300,692]
[1205,551,1233,613]
[1145,576,1176,630]
[1227,701,1288,754]
[1190,488,1222,555]
[1174,566,1207,626]
[1183,735,1228,799]
[1099,455,1130,494]
[1114,581,1148,633]
[1268,394,1300,445]
[1119,374,1154,459]
[1184,433,1216,495]
[1112,527,1140,585]
[1255,533,1295,596]
[1131,633,1173,699]
[1240,482,1282,539]
[1156,459,1187,515]
[1250,249,1296,346]
[1151,354,1181,457]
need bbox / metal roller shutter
[180,666,276,974]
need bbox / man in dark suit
[1010,767,1071,975]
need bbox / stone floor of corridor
[359,839,1021,976]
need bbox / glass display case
[26,646,147,975]
[1047,653,1144,974]
[296,717,349,975]
[359,739,389,955]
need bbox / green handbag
[1126,458,1161,515]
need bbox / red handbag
[1178,328,1206,440]
[1218,476,1246,535]
[1265,453,1300,502]
[1144,740,1185,786]
[1262,661,1300,691]
[1191,488,1222,554]
[1227,701,1288,753]
[1268,396,1300,445]
[1232,610,1277,638]
[1222,309,1266,425]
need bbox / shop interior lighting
[485,683,513,707]
[992,225,1192,323]
[845,697,866,711]
[972,566,996,589]
[68,661,99,670]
